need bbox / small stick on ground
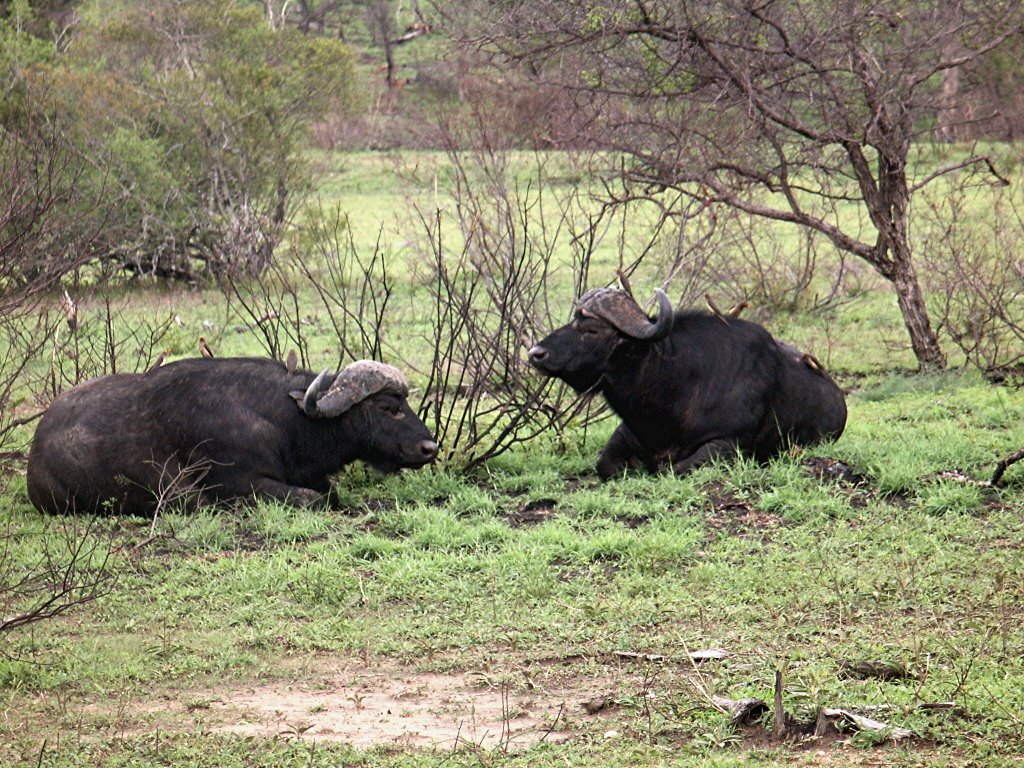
[539,702,565,743]
[991,447,1024,487]
[112,531,175,554]
[773,668,785,738]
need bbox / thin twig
[991,448,1024,488]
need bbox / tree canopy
[447,0,1024,369]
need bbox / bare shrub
[701,211,868,319]
[144,452,218,534]
[291,205,395,365]
[0,118,122,632]
[919,183,1024,371]
[403,127,606,468]
[225,200,395,370]
[47,292,174,387]
[225,134,600,468]
[0,516,115,637]
[0,117,110,455]
[0,313,56,458]
[0,121,106,317]
[409,211,584,470]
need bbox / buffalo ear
[292,369,332,416]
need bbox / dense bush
[2,0,357,282]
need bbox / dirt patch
[136,663,635,750]
[45,656,963,762]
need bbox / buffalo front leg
[597,424,655,480]
[249,478,327,508]
[671,439,739,476]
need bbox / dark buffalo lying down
[529,288,847,479]
[27,358,438,515]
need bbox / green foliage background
[2,0,357,278]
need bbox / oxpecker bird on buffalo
[27,358,438,515]
[528,286,846,479]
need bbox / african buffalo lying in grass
[27,358,437,515]
[529,287,846,479]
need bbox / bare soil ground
[11,655,972,764]
[205,667,578,749]
[116,659,636,751]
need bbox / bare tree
[445,0,1024,370]
[937,0,966,142]
[920,181,1024,371]
[295,0,344,36]
[367,0,397,91]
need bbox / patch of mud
[803,457,868,486]
[504,498,559,527]
[801,457,885,510]
[615,513,650,529]
[704,484,783,537]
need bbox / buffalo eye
[378,399,406,420]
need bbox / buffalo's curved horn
[646,290,674,339]
[578,287,673,341]
[312,360,409,418]
[291,369,331,415]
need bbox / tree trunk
[937,0,965,142]
[938,65,961,142]
[866,142,947,371]
[888,244,947,370]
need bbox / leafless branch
[0,517,116,636]
[909,155,1011,194]
[991,448,1024,488]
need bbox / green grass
[3,371,1024,766]
[3,149,1024,767]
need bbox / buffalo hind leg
[671,439,739,476]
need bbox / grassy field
[2,151,1024,767]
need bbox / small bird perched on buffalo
[286,349,298,374]
[150,349,171,371]
[704,293,749,321]
[198,337,214,358]
[613,266,634,299]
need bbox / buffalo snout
[527,345,549,365]
[417,439,439,462]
